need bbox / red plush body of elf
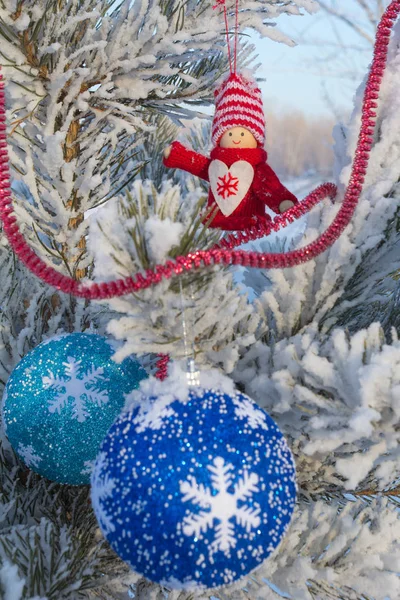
[163,73,298,231]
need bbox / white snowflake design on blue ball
[180,456,261,556]
[17,443,42,468]
[91,387,297,590]
[91,453,116,535]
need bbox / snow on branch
[0,0,316,277]
[244,19,400,340]
[88,180,259,369]
[258,498,400,600]
[236,322,400,493]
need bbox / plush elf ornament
[163,72,298,231]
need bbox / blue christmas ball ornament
[1,333,147,485]
[91,386,296,591]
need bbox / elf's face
[219,127,258,149]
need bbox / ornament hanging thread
[0,2,399,298]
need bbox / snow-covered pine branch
[88,179,259,370]
[0,236,101,390]
[257,497,400,600]
[5,2,399,599]
[243,18,400,341]
[0,0,317,277]
[236,322,400,494]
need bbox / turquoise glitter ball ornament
[91,386,296,591]
[1,333,147,485]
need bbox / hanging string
[213,0,233,73]
[179,278,190,361]
[179,278,200,387]
[234,0,239,73]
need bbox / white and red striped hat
[211,72,266,146]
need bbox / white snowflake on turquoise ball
[43,356,108,422]
[91,384,297,591]
[1,333,147,485]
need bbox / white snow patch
[124,361,236,415]
[0,562,25,600]
[13,13,30,31]
[144,216,184,264]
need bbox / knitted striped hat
[211,72,265,146]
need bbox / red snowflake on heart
[216,173,239,199]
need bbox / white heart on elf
[208,160,254,216]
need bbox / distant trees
[311,1,390,84]
[258,3,391,183]
[265,111,335,179]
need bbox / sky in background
[251,2,378,119]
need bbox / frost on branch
[88,180,259,371]
[236,323,400,494]
[0,234,98,392]
[243,20,400,341]
[258,498,400,600]
[0,432,128,599]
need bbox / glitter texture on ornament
[2,332,147,485]
[91,387,297,590]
